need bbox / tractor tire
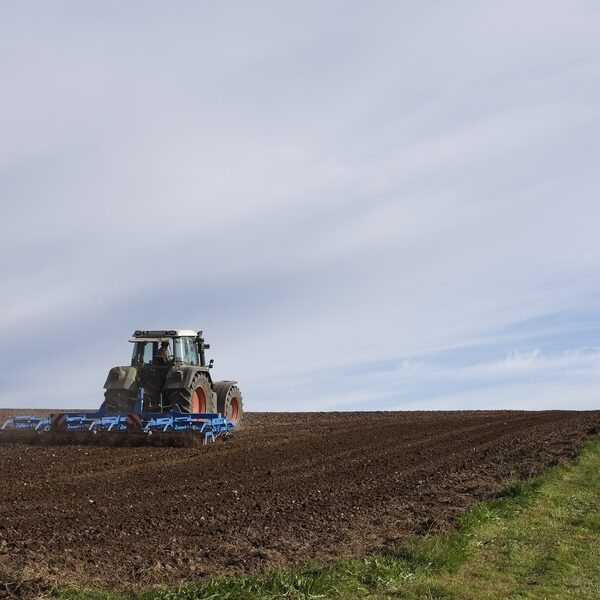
[165,372,216,414]
[216,383,244,428]
[100,389,137,414]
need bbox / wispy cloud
[251,344,600,412]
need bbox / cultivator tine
[35,419,51,431]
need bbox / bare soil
[0,409,599,598]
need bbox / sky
[0,1,599,411]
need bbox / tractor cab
[129,330,205,367]
[128,330,209,410]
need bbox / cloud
[0,1,599,410]
[249,344,600,412]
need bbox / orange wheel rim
[192,387,207,413]
[230,396,239,422]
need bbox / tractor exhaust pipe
[197,331,210,367]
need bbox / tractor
[101,330,243,427]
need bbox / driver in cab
[158,340,171,363]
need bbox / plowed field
[1,410,599,597]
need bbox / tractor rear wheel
[100,389,137,414]
[166,372,215,414]
[217,385,244,428]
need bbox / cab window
[185,337,199,365]
[132,342,155,365]
[173,337,199,365]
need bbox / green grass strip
[55,436,600,600]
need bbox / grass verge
[55,436,600,600]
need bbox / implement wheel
[166,372,215,414]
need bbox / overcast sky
[1,1,599,411]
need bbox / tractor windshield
[131,340,173,365]
[130,337,199,366]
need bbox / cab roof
[129,329,199,343]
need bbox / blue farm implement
[1,390,235,445]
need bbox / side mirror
[208,359,214,369]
